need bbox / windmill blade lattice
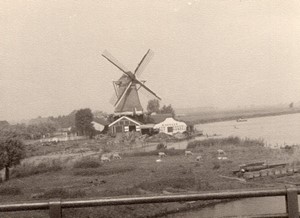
[102,49,161,115]
[134,49,154,78]
[102,50,129,75]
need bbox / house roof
[108,116,142,127]
[93,117,109,126]
[140,124,155,129]
[150,113,173,124]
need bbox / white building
[92,121,105,132]
[153,117,187,135]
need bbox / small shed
[108,116,142,134]
[153,117,187,135]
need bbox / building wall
[109,118,141,134]
[154,118,187,135]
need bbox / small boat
[236,118,247,122]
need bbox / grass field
[1,138,300,217]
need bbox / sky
[1,0,300,121]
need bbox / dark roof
[93,117,109,126]
[150,114,173,124]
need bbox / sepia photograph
[1,0,300,217]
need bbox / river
[196,113,300,147]
[164,113,300,217]
[166,196,288,217]
[144,113,300,151]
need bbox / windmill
[102,49,161,119]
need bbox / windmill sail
[102,49,160,116]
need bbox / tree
[75,108,95,138]
[0,137,25,181]
[147,99,160,114]
[159,104,175,117]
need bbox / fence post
[49,199,62,218]
[286,185,299,218]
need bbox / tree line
[146,99,175,117]
[0,109,106,140]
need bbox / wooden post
[286,186,299,218]
[49,200,62,218]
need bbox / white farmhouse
[153,117,187,135]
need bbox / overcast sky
[1,0,300,121]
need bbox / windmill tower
[102,49,161,120]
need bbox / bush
[11,161,62,178]
[73,157,102,169]
[156,143,167,150]
[39,188,86,199]
[0,186,22,195]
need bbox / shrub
[0,186,22,195]
[73,158,102,169]
[11,161,62,178]
[39,188,86,199]
[156,143,167,150]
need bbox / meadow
[1,137,300,217]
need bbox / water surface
[195,113,300,147]
[166,197,287,218]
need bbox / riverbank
[178,107,300,125]
[1,137,300,217]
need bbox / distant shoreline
[179,108,300,125]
